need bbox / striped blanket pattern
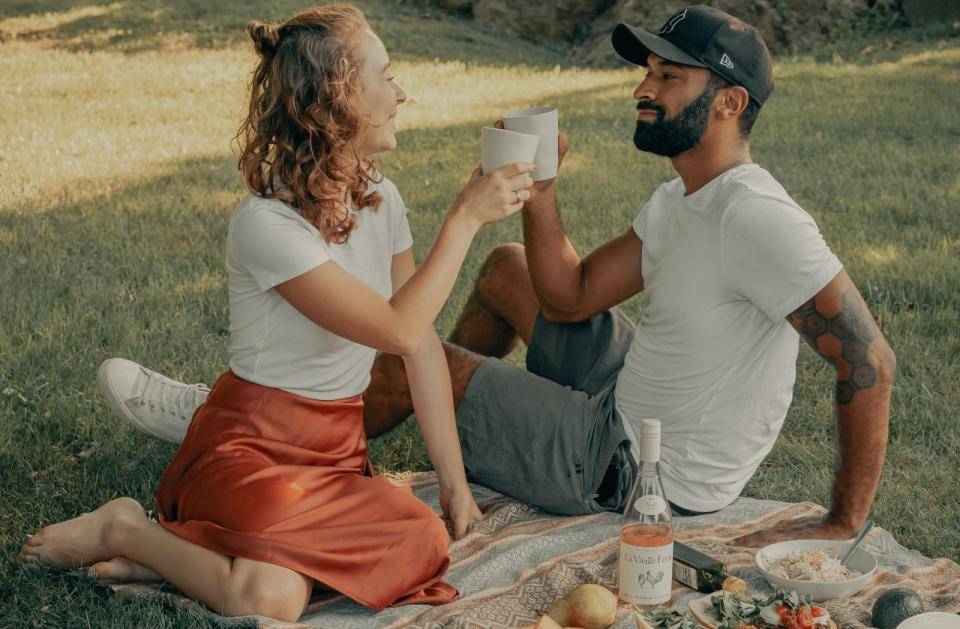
[114,472,960,628]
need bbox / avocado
[870,587,924,629]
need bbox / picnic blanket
[113,472,960,628]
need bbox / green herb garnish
[710,591,765,628]
[642,606,700,629]
[765,588,814,610]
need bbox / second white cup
[501,106,558,181]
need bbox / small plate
[897,612,960,628]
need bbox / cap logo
[659,9,687,35]
[720,52,735,69]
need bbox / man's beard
[633,84,717,157]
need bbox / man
[99,6,895,545]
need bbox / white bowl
[755,539,877,602]
[898,612,960,628]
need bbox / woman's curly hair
[237,4,382,244]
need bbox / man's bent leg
[449,243,540,358]
[363,343,485,439]
[364,242,538,439]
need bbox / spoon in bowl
[840,519,874,567]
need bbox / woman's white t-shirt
[226,177,413,400]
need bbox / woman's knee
[222,566,310,622]
[385,490,450,552]
[411,509,452,570]
[425,510,451,547]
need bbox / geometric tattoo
[787,290,878,405]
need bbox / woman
[19,4,535,622]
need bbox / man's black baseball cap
[612,5,774,106]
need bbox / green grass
[1,1,958,626]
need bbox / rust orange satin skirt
[155,370,459,611]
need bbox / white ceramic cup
[501,106,558,181]
[480,127,539,177]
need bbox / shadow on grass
[7,0,956,68]
[0,0,572,67]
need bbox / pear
[534,614,564,629]
[547,584,618,629]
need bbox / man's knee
[482,243,526,275]
[477,243,528,300]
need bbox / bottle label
[634,494,667,516]
[671,560,700,590]
[619,541,673,605]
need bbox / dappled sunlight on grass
[863,244,904,266]
[776,45,960,79]
[398,62,635,130]
[949,173,960,199]
[0,43,247,213]
[0,3,122,38]
[173,273,224,299]
[0,41,635,215]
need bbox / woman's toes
[25,532,44,546]
[17,498,146,569]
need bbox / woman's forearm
[388,209,480,354]
[403,328,470,494]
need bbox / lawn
[1,1,958,626]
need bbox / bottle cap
[639,418,661,462]
[722,576,748,594]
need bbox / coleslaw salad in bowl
[756,539,878,602]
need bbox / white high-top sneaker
[97,358,210,444]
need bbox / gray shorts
[455,308,638,515]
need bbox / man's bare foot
[19,497,146,569]
[87,556,162,583]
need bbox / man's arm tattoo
[787,290,879,405]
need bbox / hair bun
[246,21,280,58]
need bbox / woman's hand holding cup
[452,162,535,228]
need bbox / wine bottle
[673,542,747,594]
[619,419,673,606]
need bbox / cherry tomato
[780,611,802,629]
[795,604,814,627]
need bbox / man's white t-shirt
[226,177,413,400]
[614,163,843,513]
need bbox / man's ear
[716,85,749,120]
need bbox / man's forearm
[522,187,586,315]
[828,378,893,532]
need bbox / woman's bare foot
[87,556,163,583]
[19,497,146,569]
